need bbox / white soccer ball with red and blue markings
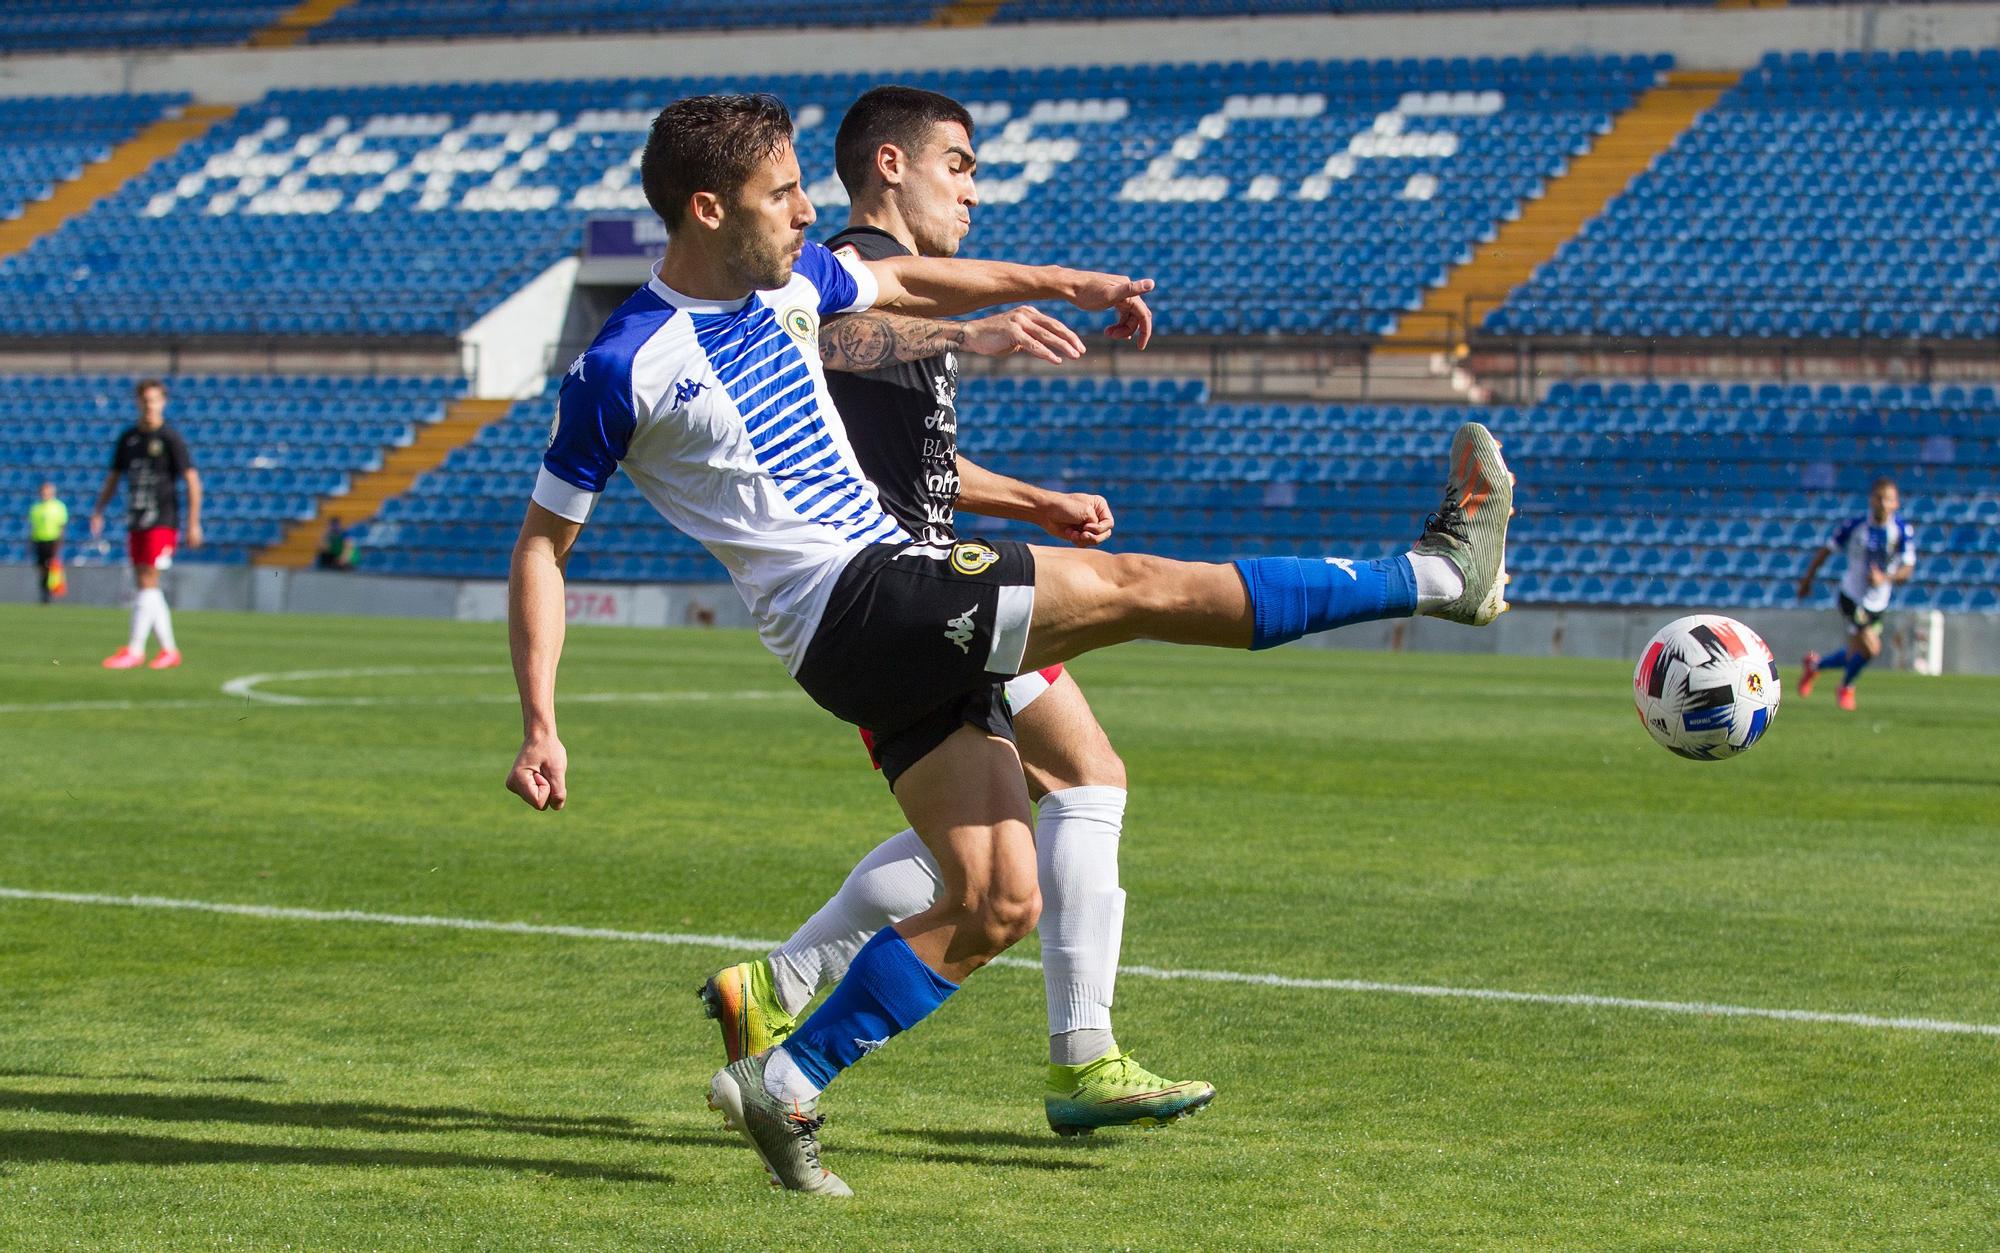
[1633,614,1781,761]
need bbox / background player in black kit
[90,378,202,669]
[702,85,1217,1137]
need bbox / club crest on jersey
[949,541,1000,576]
[781,305,818,344]
[148,438,164,457]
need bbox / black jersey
[109,422,193,531]
[823,226,960,546]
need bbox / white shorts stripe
[987,583,1034,675]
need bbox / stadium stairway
[251,0,359,47]
[1382,69,1737,351]
[932,1,1008,24]
[0,105,236,263]
[257,395,512,567]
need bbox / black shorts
[796,539,1037,787]
[33,540,57,565]
[1837,593,1886,632]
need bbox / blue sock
[1842,652,1869,686]
[1819,648,1849,670]
[1233,555,1418,650]
[781,927,957,1090]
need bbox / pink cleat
[1797,652,1819,699]
[147,649,182,670]
[1836,685,1857,712]
[102,647,144,670]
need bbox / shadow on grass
[844,1142,1099,1173]
[0,1087,738,1150]
[0,1128,671,1183]
[856,1128,1107,1172]
[0,1069,282,1085]
[885,1126,1113,1152]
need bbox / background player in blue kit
[1796,477,1917,711]
[505,93,1512,1196]
[700,85,1212,1138]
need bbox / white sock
[767,828,940,1017]
[761,1045,823,1103]
[1406,552,1465,612]
[1051,1027,1117,1068]
[127,588,159,652]
[151,590,177,652]
[1036,785,1128,1063]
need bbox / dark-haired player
[504,93,1511,1196]
[1797,477,1916,710]
[700,84,1211,1139]
[90,378,201,669]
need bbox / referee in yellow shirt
[29,480,67,603]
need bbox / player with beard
[698,85,1213,1138]
[507,93,1513,1195]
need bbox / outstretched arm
[507,501,583,810]
[1796,547,1830,599]
[865,254,1154,347]
[958,454,1113,547]
[820,307,1087,372]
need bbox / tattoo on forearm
[820,312,967,371]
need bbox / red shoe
[1797,652,1819,699]
[147,649,182,670]
[1836,685,1856,712]
[102,647,144,670]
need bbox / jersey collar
[646,260,755,315]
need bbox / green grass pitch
[2,602,1997,1248]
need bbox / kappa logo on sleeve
[948,541,1000,576]
[670,377,710,408]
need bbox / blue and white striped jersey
[1826,512,1916,614]
[533,242,911,670]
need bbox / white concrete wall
[1,5,1997,104]
[460,255,578,399]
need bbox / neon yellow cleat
[698,959,798,1065]
[1044,1050,1215,1137]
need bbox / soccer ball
[1633,614,1781,761]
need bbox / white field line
[0,662,796,716]
[3,887,1996,1039]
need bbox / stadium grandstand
[1,0,1996,670]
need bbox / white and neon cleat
[1413,421,1515,626]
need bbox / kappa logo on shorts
[944,607,977,653]
[949,541,1000,576]
[781,305,819,344]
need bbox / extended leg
[1019,422,1511,672]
